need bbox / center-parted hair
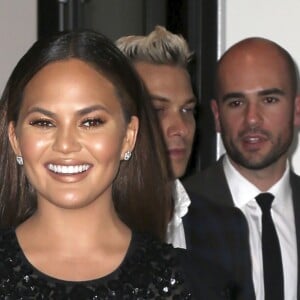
[0,30,173,241]
[116,25,193,67]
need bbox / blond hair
[116,26,192,67]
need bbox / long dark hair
[0,30,173,241]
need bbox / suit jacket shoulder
[183,193,255,300]
[183,157,234,206]
[290,171,300,299]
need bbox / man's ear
[211,99,221,132]
[121,116,139,160]
[294,95,300,127]
[8,121,21,156]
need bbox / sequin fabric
[0,229,193,299]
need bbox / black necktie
[255,193,284,300]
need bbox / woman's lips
[45,163,92,183]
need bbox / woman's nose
[52,126,82,153]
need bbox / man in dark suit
[184,37,300,299]
[117,26,255,299]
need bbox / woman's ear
[121,116,139,160]
[8,121,21,156]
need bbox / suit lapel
[202,156,234,207]
[290,172,300,298]
[182,208,192,249]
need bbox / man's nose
[245,102,263,127]
[167,113,189,137]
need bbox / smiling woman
[0,31,172,237]
[8,58,137,210]
[0,30,236,299]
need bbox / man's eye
[228,100,243,107]
[81,118,104,128]
[29,119,54,128]
[264,97,278,104]
[182,107,196,114]
[154,106,166,114]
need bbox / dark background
[38,0,218,175]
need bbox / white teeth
[47,164,90,174]
[247,137,260,143]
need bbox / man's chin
[230,153,281,170]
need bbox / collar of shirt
[171,179,191,227]
[166,179,191,248]
[223,154,291,209]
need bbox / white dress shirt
[166,179,191,249]
[223,155,297,300]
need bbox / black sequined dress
[0,229,197,300]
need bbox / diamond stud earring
[16,156,23,165]
[124,151,132,161]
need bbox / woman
[0,30,235,299]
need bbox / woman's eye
[29,119,54,128]
[81,118,104,128]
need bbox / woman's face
[9,59,138,210]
